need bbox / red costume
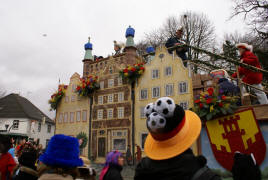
[232,50,263,85]
[0,153,16,180]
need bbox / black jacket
[14,166,38,180]
[134,149,221,180]
[218,78,240,96]
[165,37,188,60]
[103,164,123,180]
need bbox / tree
[231,0,268,41]
[137,11,216,73]
[222,40,239,72]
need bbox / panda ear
[250,153,257,165]
[173,105,185,121]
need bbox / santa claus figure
[232,43,268,104]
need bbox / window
[100,81,104,89]
[59,113,63,123]
[97,110,103,120]
[72,84,76,92]
[152,86,160,98]
[180,101,189,110]
[179,81,188,94]
[76,111,81,122]
[152,69,159,79]
[109,66,113,74]
[108,94,113,103]
[165,84,174,96]
[141,133,148,150]
[112,130,127,151]
[64,96,69,103]
[46,139,50,148]
[118,107,124,118]
[98,96,103,104]
[118,76,123,85]
[71,95,75,102]
[82,110,87,122]
[70,112,75,122]
[47,124,51,133]
[140,107,145,118]
[107,109,113,119]
[108,79,114,88]
[13,120,19,129]
[165,67,172,76]
[64,113,68,123]
[38,122,41,132]
[140,89,148,100]
[118,92,124,102]
[113,139,126,151]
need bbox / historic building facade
[134,46,196,155]
[55,72,90,157]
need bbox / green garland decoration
[76,132,88,149]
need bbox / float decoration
[192,86,239,121]
[76,132,88,149]
[119,63,145,84]
[49,85,67,111]
[76,75,100,97]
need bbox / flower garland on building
[76,132,88,149]
[119,63,145,84]
[192,86,239,121]
[76,75,100,97]
[49,85,68,111]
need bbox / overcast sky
[0,0,247,119]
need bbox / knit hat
[236,43,253,52]
[144,97,201,160]
[210,69,229,79]
[39,134,83,167]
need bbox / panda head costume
[143,97,201,160]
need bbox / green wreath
[76,132,88,149]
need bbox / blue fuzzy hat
[39,134,83,167]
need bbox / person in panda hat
[134,97,221,180]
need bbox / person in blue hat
[37,134,83,180]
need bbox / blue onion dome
[125,25,135,38]
[84,37,93,50]
[146,46,155,53]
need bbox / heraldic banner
[205,108,266,170]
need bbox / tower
[123,26,137,54]
[83,37,94,77]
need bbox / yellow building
[134,46,197,156]
[55,72,90,157]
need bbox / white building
[0,93,55,147]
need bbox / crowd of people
[0,95,263,180]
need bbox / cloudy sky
[0,0,247,119]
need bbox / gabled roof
[0,93,54,124]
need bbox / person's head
[104,151,124,167]
[143,97,201,160]
[236,43,253,56]
[176,27,184,39]
[38,144,43,150]
[0,135,12,154]
[210,69,229,83]
[20,138,26,145]
[19,148,38,168]
[38,134,83,178]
